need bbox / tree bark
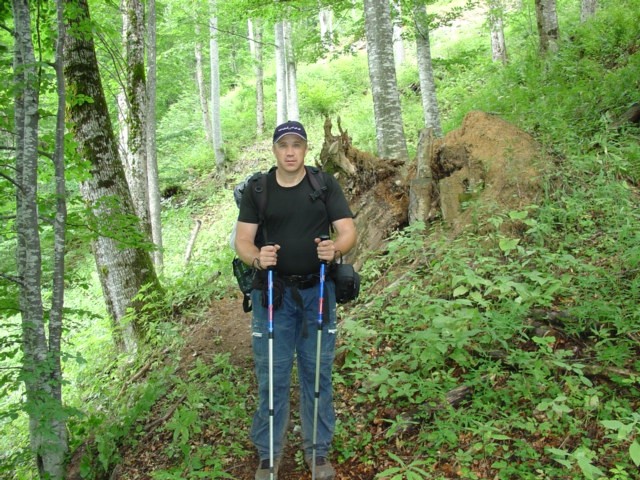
[64,0,162,353]
[488,0,508,64]
[535,0,559,54]
[284,21,299,121]
[391,0,404,68]
[275,20,288,124]
[580,0,597,23]
[248,18,265,135]
[13,0,67,476]
[413,2,442,136]
[146,0,163,270]
[123,0,151,234]
[364,0,409,162]
[209,1,225,167]
[195,24,214,145]
[319,8,333,50]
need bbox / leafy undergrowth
[331,169,640,479]
[72,159,640,480]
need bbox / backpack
[231,166,329,312]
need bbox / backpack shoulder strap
[305,165,335,234]
[247,169,271,242]
[305,165,328,203]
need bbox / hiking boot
[255,458,280,480]
[305,456,335,480]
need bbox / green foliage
[3,0,640,478]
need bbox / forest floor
[107,110,545,480]
[114,291,372,479]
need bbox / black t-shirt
[238,168,353,275]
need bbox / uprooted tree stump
[413,111,548,237]
[319,116,408,268]
[319,112,550,267]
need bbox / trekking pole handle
[318,235,330,264]
[265,242,276,270]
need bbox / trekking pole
[312,235,330,480]
[266,243,276,480]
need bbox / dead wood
[387,382,479,438]
[319,116,404,197]
[612,102,640,128]
[142,393,188,442]
[116,358,154,399]
[319,116,409,268]
[184,219,202,264]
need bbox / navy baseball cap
[273,120,307,143]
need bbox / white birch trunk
[284,21,299,121]
[248,18,265,135]
[195,24,213,145]
[64,0,161,354]
[13,0,67,476]
[413,2,442,137]
[123,0,151,234]
[146,0,163,269]
[209,2,225,167]
[275,21,288,125]
[580,0,597,23]
[535,0,559,54]
[364,0,409,161]
[488,0,508,64]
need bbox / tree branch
[0,272,25,287]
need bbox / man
[235,120,357,479]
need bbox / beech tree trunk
[13,0,67,476]
[123,0,151,234]
[195,24,214,145]
[319,8,333,50]
[284,21,299,121]
[64,0,162,353]
[248,18,265,135]
[413,2,442,136]
[392,0,404,68]
[209,1,225,167]
[275,21,287,124]
[535,0,559,54]
[147,0,163,269]
[488,0,508,64]
[364,0,409,162]
[580,0,597,23]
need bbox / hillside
[4,1,639,479]
[70,104,640,479]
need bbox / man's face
[272,134,308,173]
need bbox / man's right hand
[258,244,280,270]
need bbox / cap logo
[273,120,307,143]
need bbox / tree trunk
[64,0,162,353]
[209,1,225,167]
[13,0,67,476]
[123,0,151,234]
[195,24,214,145]
[535,0,559,54]
[409,128,437,225]
[392,0,404,68]
[488,0,508,64]
[413,2,442,137]
[319,8,333,50]
[284,21,299,121]
[363,0,409,162]
[147,0,163,270]
[248,18,265,135]
[275,21,288,124]
[580,0,597,23]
